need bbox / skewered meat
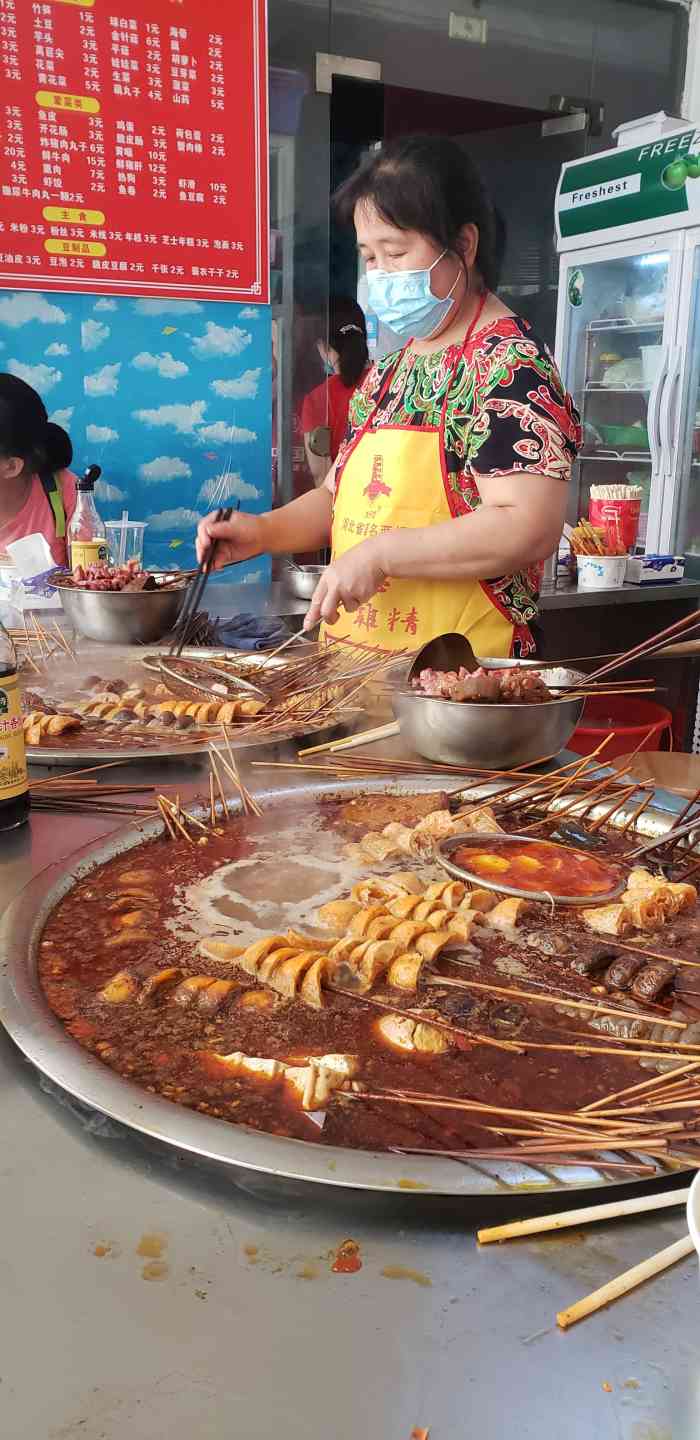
[570,948,618,976]
[631,962,675,1002]
[590,1012,650,1040]
[22,690,56,716]
[603,955,645,990]
[411,664,552,704]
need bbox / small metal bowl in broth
[437,832,627,907]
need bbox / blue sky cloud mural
[0,292,272,582]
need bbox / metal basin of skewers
[393,659,587,769]
[56,575,193,644]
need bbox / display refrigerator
[554,118,700,560]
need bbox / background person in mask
[301,296,369,486]
[197,135,580,658]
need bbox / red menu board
[0,0,269,303]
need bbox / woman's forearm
[379,499,564,580]
[260,485,333,554]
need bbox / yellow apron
[323,299,525,658]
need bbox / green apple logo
[661,155,700,190]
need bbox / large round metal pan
[0,776,679,1197]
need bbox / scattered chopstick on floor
[556,1234,695,1330]
[477,1188,690,1245]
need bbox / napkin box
[625,554,685,584]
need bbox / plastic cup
[105,521,147,568]
[589,497,641,553]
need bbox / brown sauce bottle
[0,623,30,831]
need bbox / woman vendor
[0,374,76,566]
[197,135,581,657]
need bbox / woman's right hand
[195,510,265,570]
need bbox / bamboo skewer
[556,1235,695,1329]
[478,1188,690,1245]
[391,1147,656,1176]
[580,1061,700,1113]
[326,986,525,1055]
[588,608,700,684]
[300,721,400,757]
[425,974,687,1030]
[208,748,230,822]
[626,813,700,861]
[604,938,700,972]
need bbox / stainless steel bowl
[436,831,626,906]
[57,580,192,645]
[282,563,325,601]
[393,660,587,768]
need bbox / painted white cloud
[8,358,62,394]
[139,456,192,484]
[133,299,203,316]
[49,406,74,427]
[198,421,257,446]
[240,570,263,585]
[94,298,117,312]
[45,342,69,357]
[191,321,251,360]
[0,293,67,328]
[86,424,119,444]
[146,507,202,531]
[198,471,260,506]
[95,479,126,504]
[84,362,121,398]
[239,307,259,321]
[82,318,110,352]
[133,400,206,434]
[131,350,189,380]
[211,367,261,401]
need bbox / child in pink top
[0,374,77,567]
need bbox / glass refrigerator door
[556,235,683,550]
[668,236,700,559]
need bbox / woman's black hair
[334,134,501,292]
[46,421,73,471]
[328,295,368,388]
[0,372,72,478]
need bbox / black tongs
[170,505,233,657]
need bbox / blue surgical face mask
[366,250,460,341]
[322,358,336,377]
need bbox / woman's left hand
[304,536,388,629]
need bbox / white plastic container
[641,344,663,388]
[576,554,627,590]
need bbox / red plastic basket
[568,696,673,759]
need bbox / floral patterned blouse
[333,316,581,640]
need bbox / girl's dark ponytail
[44,422,73,473]
[336,326,368,388]
[329,298,368,389]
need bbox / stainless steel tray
[0,775,685,1197]
[24,642,340,765]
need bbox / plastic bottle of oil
[68,464,107,570]
[0,620,30,830]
